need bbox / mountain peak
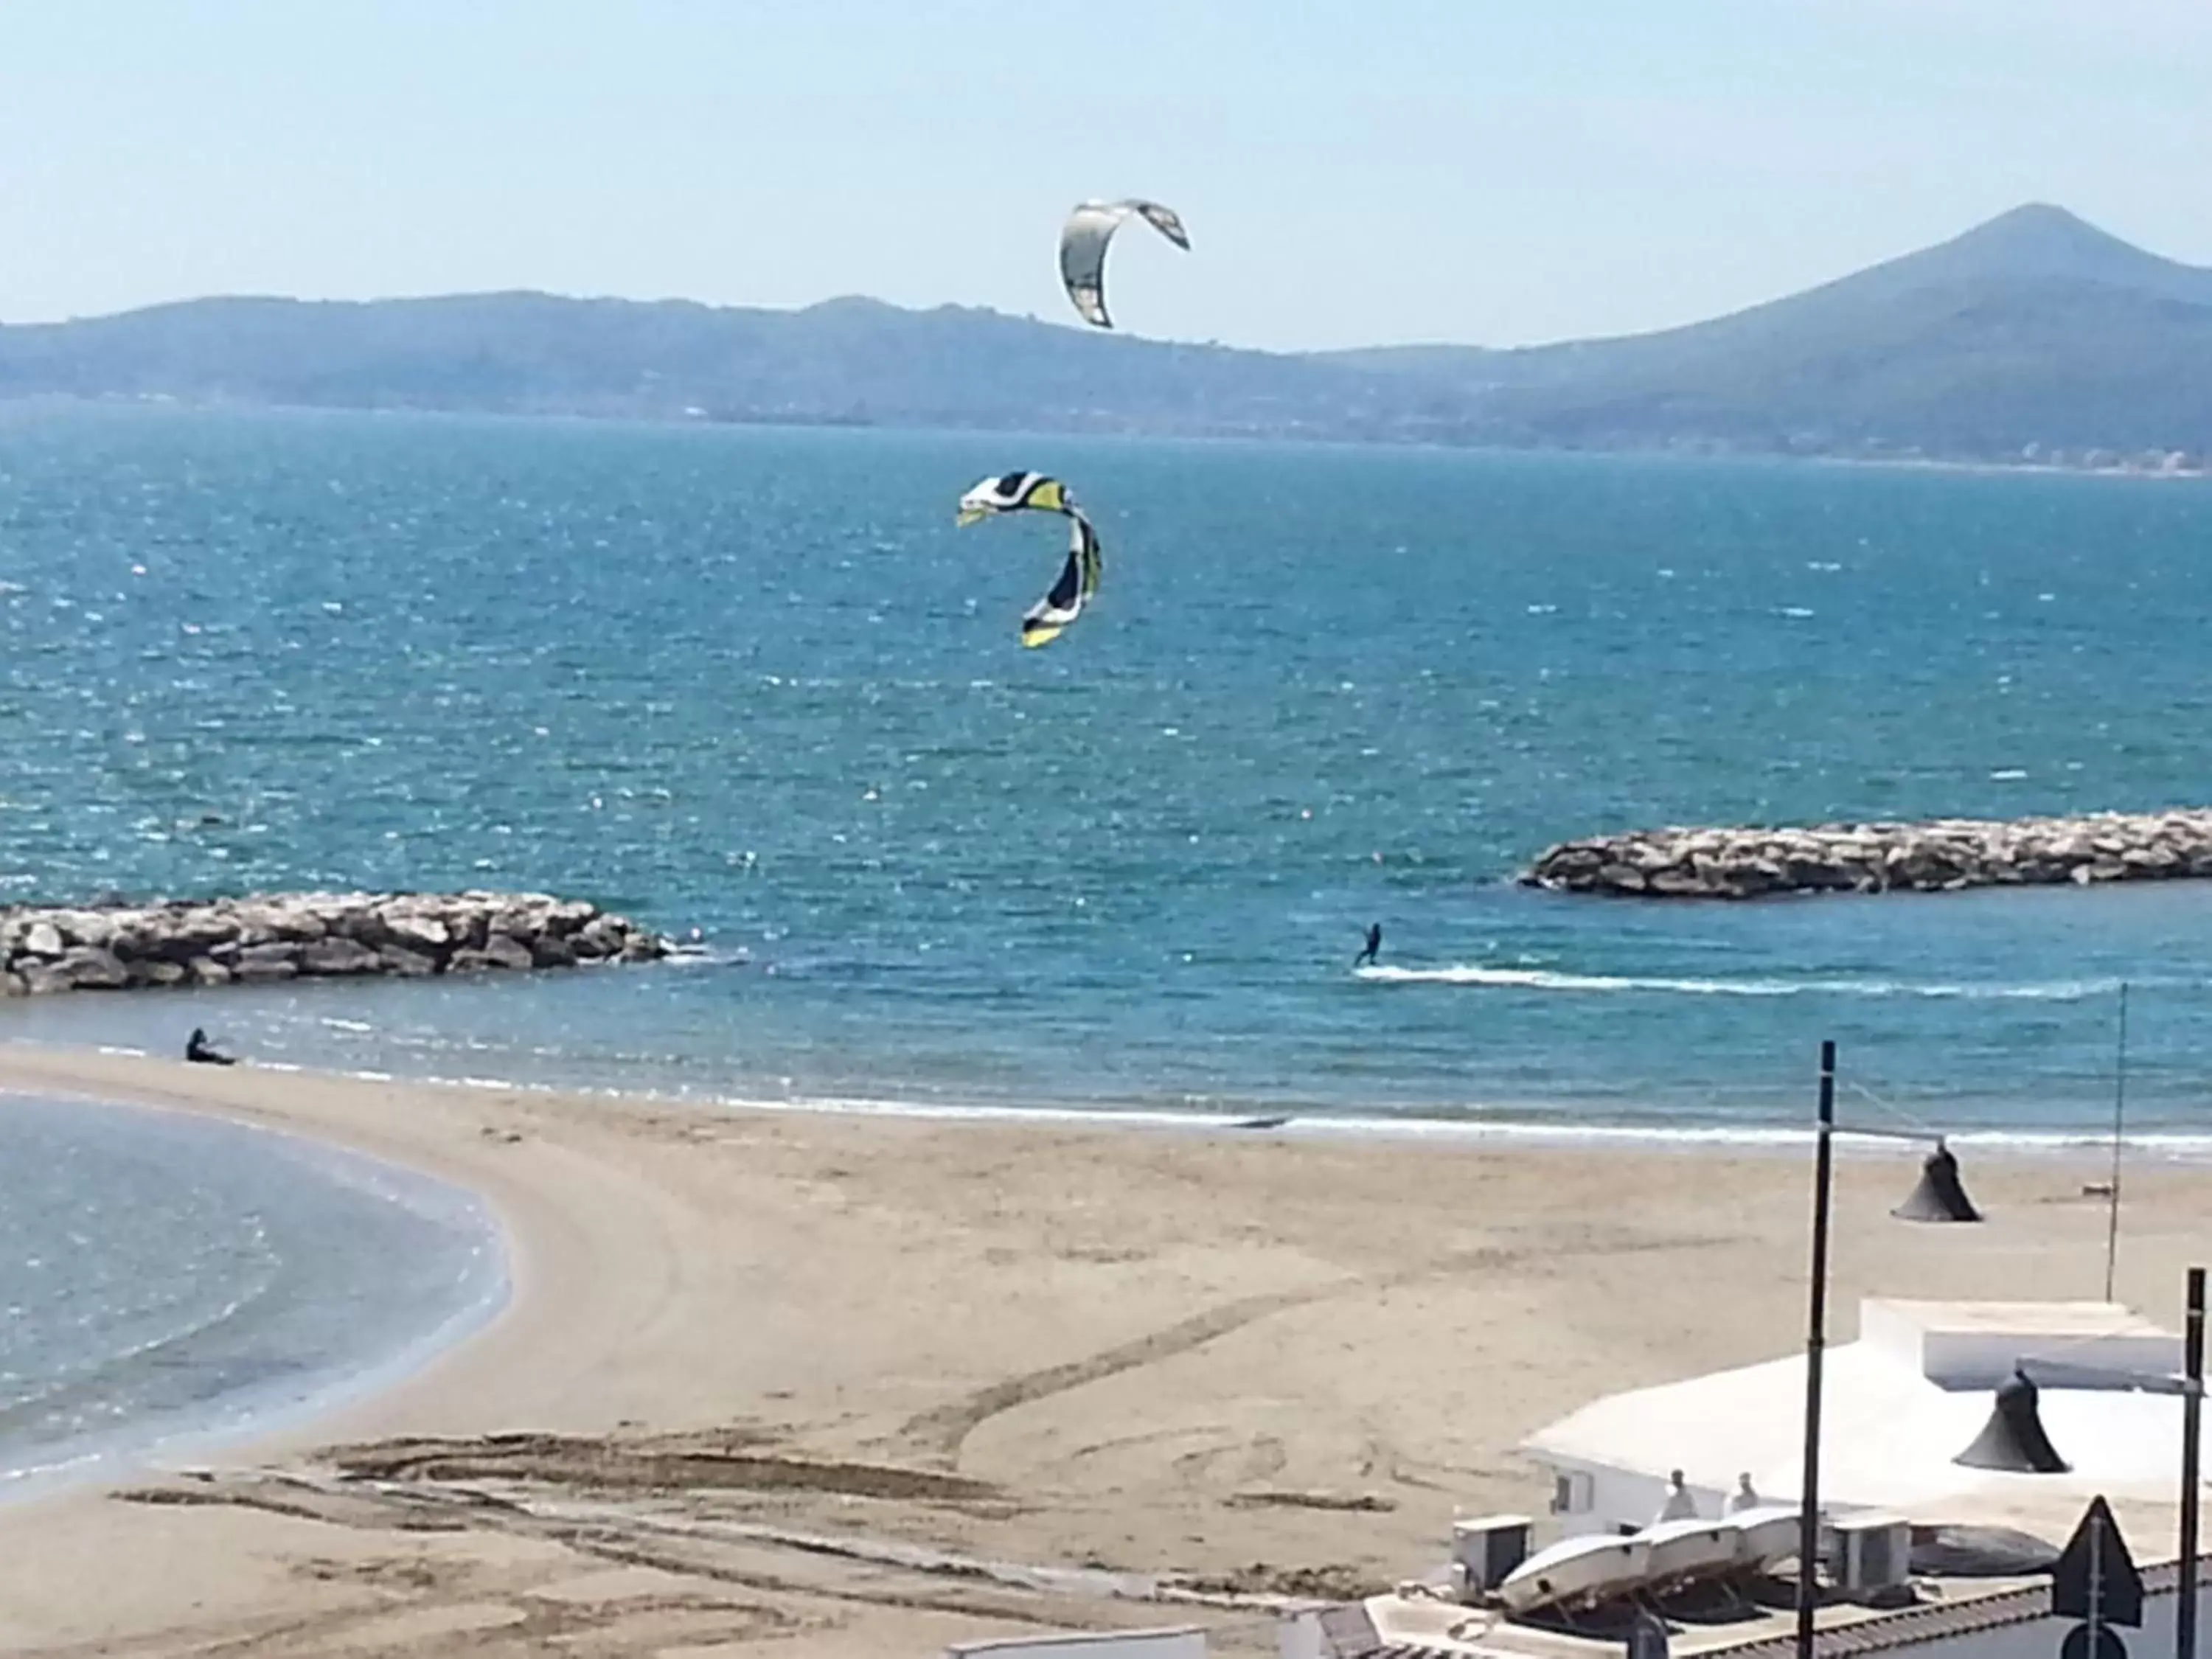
[1921,202,2192,290]
[1954,201,2123,252]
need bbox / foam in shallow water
[0,1092,506,1496]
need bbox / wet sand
[1,1043,2207,1657]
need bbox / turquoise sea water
[4,405,2212,1138]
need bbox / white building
[961,1301,2210,1659]
[1523,1300,2199,1544]
[1324,1561,2211,1659]
[1281,1298,2209,1659]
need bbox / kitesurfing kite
[956,471,1103,648]
[1058,200,1190,330]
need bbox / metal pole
[2105,981,2129,1302]
[2179,1265,2204,1659]
[2089,1503,2106,1659]
[1796,1040,1837,1659]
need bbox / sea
[8,403,2212,1479]
[0,1091,502,1494]
[4,404,2212,1141]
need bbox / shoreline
[64,1039,2212,1160]
[0,1036,2195,1505]
[0,1047,654,1463]
[5,1043,2212,1655]
[9,395,2210,486]
[0,1086,509,1505]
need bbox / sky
[3,1,2211,352]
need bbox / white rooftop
[1525,1299,2201,1540]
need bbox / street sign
[2062,1627,2128,1659]
[2053,1497,2144,1629]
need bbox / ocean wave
[1353,964,2146,1001]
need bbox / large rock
[233,902,326,945]
[574,915,626,958]
[1525,807,2212,901]
[301,936,383,976]
[479,933,538,972]
[385,914,451,951]
[21,963,77,995]
[49,911,117,949]
[234,942,302,981]
[0,891,672,995]
[54,947,131,990]
[377,944,439,977]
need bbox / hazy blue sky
[4,1,2208,350]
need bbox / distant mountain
[0,291,1398,438]
[4,205,2210,467]
[1321,205,2212,462]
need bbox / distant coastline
[1815,452,2208,483]
[7,389,2208,482]
[5,204,2211,468]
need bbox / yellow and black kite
[956,471,1103,649]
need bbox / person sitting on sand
[1354,922,1382,967]
[184,1027,236,1066]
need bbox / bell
[1954,1368,2070,1473]
[1894,1138,1982,1223]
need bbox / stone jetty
[1524,809,2212,900]
[0,891,672,995]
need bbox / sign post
[2180,1267,2204,1659]
[1797,1040,1837,1659]
[2053,1496,2143,1659]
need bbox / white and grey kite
[1058,199,1190,330]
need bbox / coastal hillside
[0,291,1395,439]
[4,205,2209,467]
[1327,205,2212,464]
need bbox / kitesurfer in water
[184,1026,235,1066]
[1354,923,1382,967]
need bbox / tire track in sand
[900,1229,1739,1464]
[901,1282,1330,1461]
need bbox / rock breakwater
[0,891,672,996]
[1524,810,2212,900]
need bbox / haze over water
[4,406,2212,1137]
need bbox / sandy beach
[3,1045,2210,1658]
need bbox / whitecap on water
[1354,963,2149,1001]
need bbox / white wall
[946,1628,1208,1659]
[1544,1457,1731,1537]
[1857,1303,2182,1393]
